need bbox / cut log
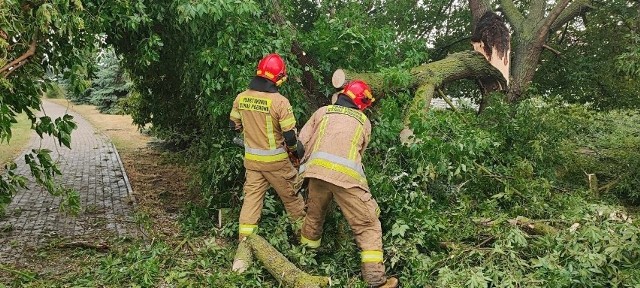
[331,69,385,90]
[232,240,253,273]
[246,234,331,288]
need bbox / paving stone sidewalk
[0,100,138,263]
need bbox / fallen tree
[330,0,594,133]
[332,50,506,118]
[233,234,331,288]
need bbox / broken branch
[58,241,110,252]
[543,44,561,56]
[508,216,558,235]
[1,36,37,77]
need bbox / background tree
[535,0,640,110]
[87,48,133,114]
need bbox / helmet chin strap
[275,75,287,86]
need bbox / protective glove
[287,140,305,168]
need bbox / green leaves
[391,221,409,237]
[32,115,77,148]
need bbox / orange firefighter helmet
[342,80,375,111]
[256,53,287,86]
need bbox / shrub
[563,110,640,204]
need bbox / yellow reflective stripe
[300,235,321,248]
[348,125,363,160]
[279,116,296,130]
[312,116,329,152]
[308,158,367,184]
[245,152,288,162]
[239,224,258,236]
[266,115,276,149]
[230,109,241,120]
[361,250,383,263]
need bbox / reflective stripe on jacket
[230,90,297,171]
[298,105,371,191]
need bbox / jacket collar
[249,76,278,93]
[335,94,359,110]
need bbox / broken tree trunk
[245,234,331,288]
[332,51,505,118]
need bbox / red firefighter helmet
[256,53,287,86]
[341,80,375,111]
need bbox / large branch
[1,36,37,77]
[245,234,330,288]
[499,0,525,31]
[333,51,505,117]
[549,0,595,32]
[536,0,571,43]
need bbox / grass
[0,113,31,167]
[47,99,147,153]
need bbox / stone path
[0,100,137,262]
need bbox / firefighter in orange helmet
[229,53,305,240]
[298,80,398,288]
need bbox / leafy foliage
[535,0,640,110]
[564,111,640,204]
[0,0,92,207]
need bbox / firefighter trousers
[301,178,387,287]
[238,165,306,237]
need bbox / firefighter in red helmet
[229,53,305,243]
[297,80,398,288]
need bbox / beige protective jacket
[298,105,372,191]
[230,90,297,171]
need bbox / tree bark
[333,51,505,117]
[232,240,253,273]
[245,234,331,288]
[1,36,37,77]
[469,0,493,31]
[504,0,593,101]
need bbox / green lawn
[0,113,32,167]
